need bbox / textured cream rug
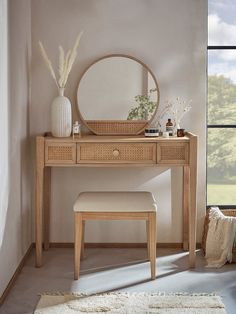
[34,292,226,313]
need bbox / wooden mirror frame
[76,54,160,135]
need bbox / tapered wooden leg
[35,137,45,267]
[81,220,85,260]
[149,212,156,280]
[183,166,190,251]
[43,166,51,251]
[146,220,150,260]
[74,213,83,280]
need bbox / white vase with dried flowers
[39,32,82,137]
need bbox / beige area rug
[34,292,226,313]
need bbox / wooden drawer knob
[112,149,120,157]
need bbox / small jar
[162,131,169,138]
[177,128,185,137]
[145,127,159,137]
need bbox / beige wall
[31,0,207,243]
[0,0,206,299]
[0,0,32,297]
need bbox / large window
[207,1,236,207]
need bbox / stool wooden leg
[146,220,150,260]
[74,213,83,280]
[81,221,85,260]
[149,212,156,280]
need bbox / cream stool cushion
[73,191,157,212]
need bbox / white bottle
[73,121,81,138]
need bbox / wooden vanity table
[35,53,197,270]
[35,132,197,268]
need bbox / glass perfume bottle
[72,121,81,138]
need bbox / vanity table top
[44,134,191,143]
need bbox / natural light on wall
[0,0,9,247]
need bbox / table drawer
[157,142,189,165]
[77,143,156,164]
[45,142,76,164]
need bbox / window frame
[207,45,236,209]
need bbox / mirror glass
[77,55,159,123]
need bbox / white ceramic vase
[51,88,72,137]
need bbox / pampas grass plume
[39,31,83,89]
[39,41,59,88]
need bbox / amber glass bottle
[166,118,173,136]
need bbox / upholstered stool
[73,191,157,280]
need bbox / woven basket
[202,208,236,259]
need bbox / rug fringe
[39,291,218,297]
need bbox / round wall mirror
[76,54,160,135]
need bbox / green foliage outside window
[208,75,236,125]
[208,75,236,184]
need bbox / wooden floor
[0,248,236,314]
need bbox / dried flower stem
[39,41,59,89]
[152,98,191,129]
[166,98,192,126]
[39,31,83,90]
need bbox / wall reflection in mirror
[77,56,159,122]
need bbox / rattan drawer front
[77,143,156,164]
[45,142,76,164]
[157,142,189,165]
